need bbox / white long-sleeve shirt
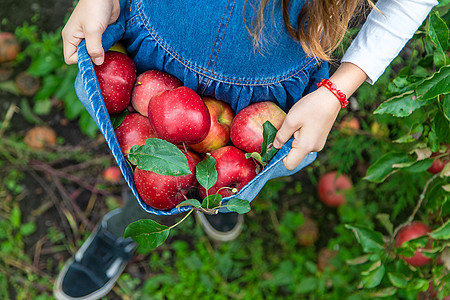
[341,0,439,84]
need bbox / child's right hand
[62,0,121,66]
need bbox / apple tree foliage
[337,7,449,298]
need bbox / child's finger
[282,132,312,170]
[63,40,79,65]
[273,117,299,150]
[84,26,105,65]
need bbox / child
[55,0,438,299]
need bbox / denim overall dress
[75,0,329,215]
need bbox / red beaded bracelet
[317,79,348,109]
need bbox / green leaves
[202,194,222,209]
[361,262,385,289]
[427,11,448,67]
[374,92,433,117]
[430,220,450,240]
[364,152,414,183]
[245,121,278,166]
[128,138,191,176]
[374,64,449,118]
[224,198,251,214]
[196,155,217,191]
[124,219,170,251]
[260,121,279,163]
[417,65,450,101]
[345,225,384,253]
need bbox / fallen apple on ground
[295,216,319,247]
[14,71,41,96]
[230,101,285,153]
[317,171,352,207]
[103,166,122,183]
[190,97,234,153]
[94,51,136,114]
[338,115,360,135]
[24,126,57,149]
[148,86,211,145]
[0,32,20,63]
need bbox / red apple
[427,147,449,174]
[186,149,203,165]
[0,32,20,63]
[338,116,360,135]
[230,101,286,153]
[190,97,234,153]
[148,86,211,145]
[131,70,182,117]
[317,171,352,207]
[103,166,122,183]
[198,146,258,199]
[134,153,197,210]
[14,72,41,96]
[317,248,337,272]
[94,51,136,114]
[395,221,431,267]
[115,113,157,155]
[295,216,319,247]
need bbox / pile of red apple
[95,50,286,211]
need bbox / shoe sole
[195,212,243,242]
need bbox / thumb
[273,118,299,149]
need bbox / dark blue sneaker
[54,209,136,300]
[195,212,243,242]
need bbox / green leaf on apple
[245,121,279,166]
[177,199,202,208]
[124,219,170,251]
[128,138,191,176]
[196,154,218,191]
[202,194,222,209]
[110,110,129,129]
[344,224,384,253]
[224,198,251,214]
[260,121,279,162]
[245,152,265,166]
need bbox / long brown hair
[244,0,374,61]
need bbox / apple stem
[181,193,189,201]
[182,142,188,154]
[169,209,193,230]
[217,186,237,194]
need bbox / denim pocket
[75,1,322,216]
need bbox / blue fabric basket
[74,16,317,216]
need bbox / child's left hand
[273,62,368,170]
[273,87,341,170]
